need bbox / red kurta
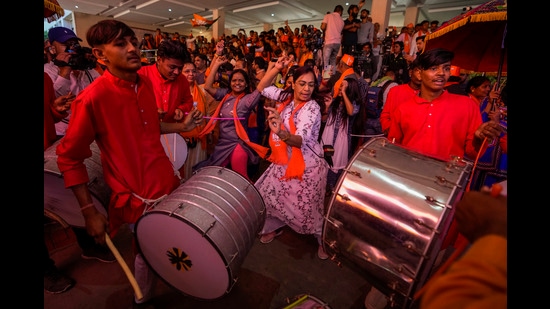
[387,91,482,160]
[56,70,180,236]
[379,83,419,134]
[44,72,67,150]
[138,64,193,122]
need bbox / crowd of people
[43,3,507,307]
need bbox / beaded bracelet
[80,203,95,211]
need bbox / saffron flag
[190,14,220,30]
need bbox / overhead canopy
[44,0,65,23]
[423,0,507,75]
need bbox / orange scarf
[403,33,411,53]
[268,97,306,181]
[332,68,355,98]
[179,84,207,150]
[198,93,272,160]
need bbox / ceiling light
[165,0,207,12]
[233,1,279,13]
[113,10,131,18]
[98,5,118,16]
[136,0,159,10]
[165,20,187,27]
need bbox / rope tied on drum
[131,192,168,214]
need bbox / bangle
[279,131,290,141]
[80,203,95,211]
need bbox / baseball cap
[341,54,354,66]
[48,27,82,43]
[406,23,414,28]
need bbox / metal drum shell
[135,166,265,300]
[323,137,472,308]
[44,139,110,227]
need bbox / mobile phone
[270,58,278,62]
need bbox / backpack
[366,80,396,119]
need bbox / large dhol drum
[135,166,266,300]
[322,137,472,308]
[160,133,188,171]
[44,139,110,227]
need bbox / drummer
[365,47,505,309]
[55,20,202,305]
[138,39,194,121]
[138,39,195,178]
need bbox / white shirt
[44,62,101,135]
[44,61,100,97]
[322,12,345,45]
[409,30,428,56]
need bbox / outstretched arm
[256,56,291,93]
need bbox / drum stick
[105,233,143,300]
[163,134,174,163]
[282,294,308,309]
[172,133,176,164]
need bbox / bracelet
[80,203,95,211]
[279,131,290,141]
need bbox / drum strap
[131,192,168,214]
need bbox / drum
[44,139,110,228]
[135,166,265,300]
[160,133,188,171]
[322,137,472,308]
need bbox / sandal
[259,230,283,244]
[317,245,329,260]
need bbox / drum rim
[135,209,234,300]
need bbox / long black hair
[326,77,361,131]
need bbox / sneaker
[81,245,116,263]
[317,245,329,260]
[44,269,75,294]
[259,230,283,244]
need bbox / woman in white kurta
[253,60,330,259]
[321,77,361,192]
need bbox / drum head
[135,211,229,300]
[160,133,188,171]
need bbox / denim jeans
[322,43,341,68]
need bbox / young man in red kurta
[138,39,193,123]
[387,48,503,161]
[55,20,202,305]
[366,48,504,309]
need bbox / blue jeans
[322,43,341,68]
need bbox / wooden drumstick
[104,233,143,300]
